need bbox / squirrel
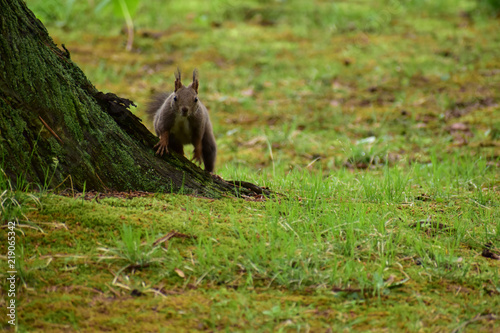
[146,69,217,172]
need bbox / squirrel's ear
[174,68,182,92]
[192,69,199,93]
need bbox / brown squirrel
[146,69,217,172]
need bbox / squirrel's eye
[173,96,177,102]
[194,97,198,103]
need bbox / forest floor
[2,0,500,332]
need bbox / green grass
[2,0,500,331]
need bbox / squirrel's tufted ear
[192,69,199,93]
[174,68,182,92]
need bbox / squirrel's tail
[145,92,170,122]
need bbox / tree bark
[0,0,265,198]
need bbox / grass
[1,0,499,331]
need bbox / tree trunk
[0,0,264,198]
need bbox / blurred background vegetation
[25,0,500,179]
[26,0,500,33]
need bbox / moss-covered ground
[1,0,499,331]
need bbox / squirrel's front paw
[191,151,203,165]
[154,141,169,156]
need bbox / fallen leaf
[241,88,254,96]
[174,268,186,278]
[330,100,340,107]
[450,122,468,131]
[482,249,500,260]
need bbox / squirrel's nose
[181,107,188,115]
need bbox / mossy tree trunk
[0,0,263,198]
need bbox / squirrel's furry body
[146,69,217,172]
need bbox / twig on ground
[451,314,498,333]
